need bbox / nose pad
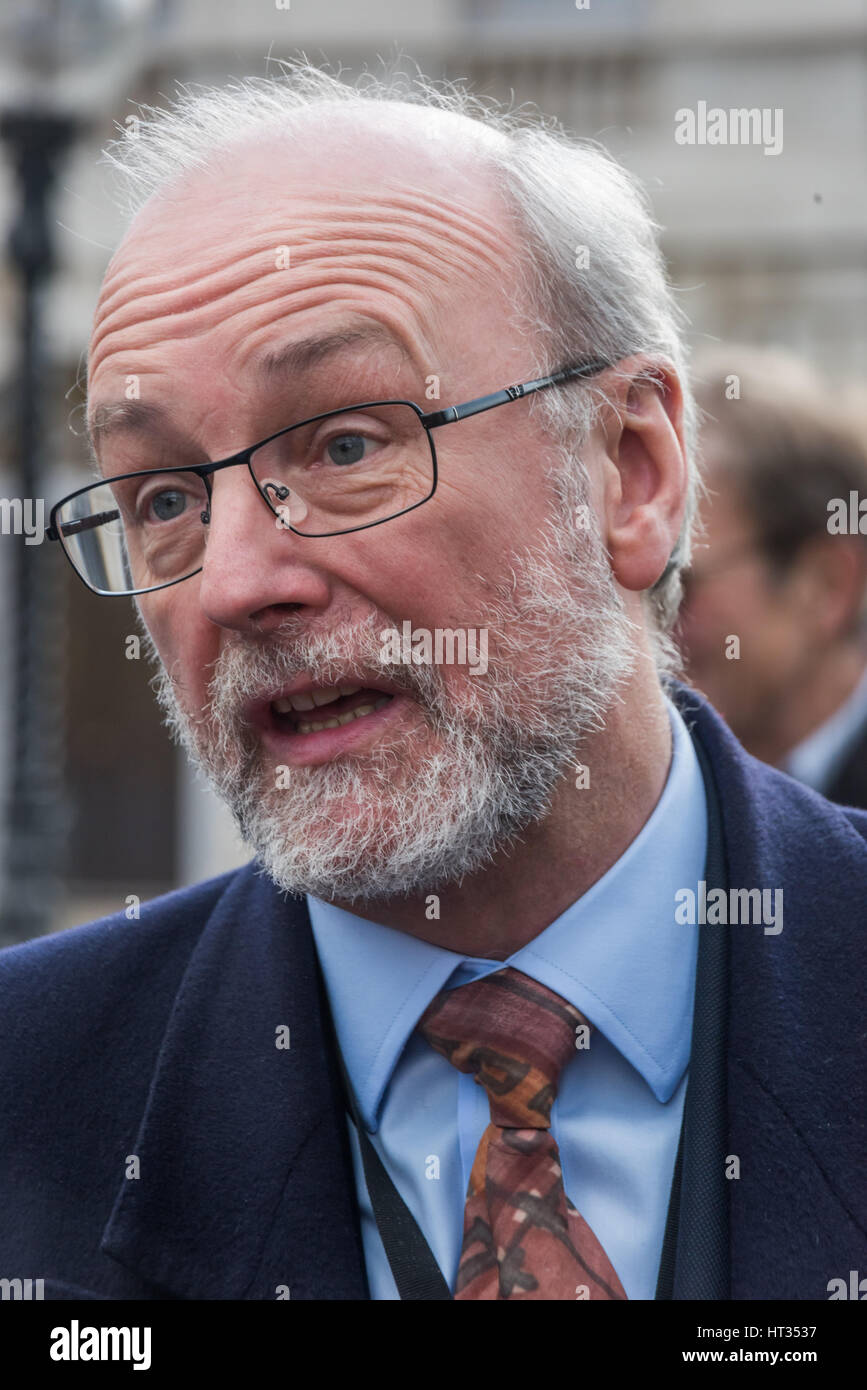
[200,473,213,527]
[263,481,309,530]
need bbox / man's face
[87,128,634,902]
[676,457,811,742]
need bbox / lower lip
[261,693,406,766]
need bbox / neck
[748,641,867,767]
[329,664,674,957]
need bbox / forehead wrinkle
[90,260,446,389]
[353,185,507,272]
[93,212,498,347]
[95,229,291,322]
[90,254,480,391]
[99,183,507,302]
[109,184,507,279]
[277,186,508,278]
[89,188,514,381]
[90,236,304,379]
[234,298,442,380]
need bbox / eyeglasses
[47,358,609,597]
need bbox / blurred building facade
[1,0,865,929]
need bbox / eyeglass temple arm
[421,355,678,590]
[46,507,120,542]
[420,359,610,430]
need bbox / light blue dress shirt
[308,697,707,1299]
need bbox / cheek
[432,418,557,545]
[139,587,215,698]
[753,593,808,667]
[353,483,527,626]
[717,579,805,688]
[715,570,769,632]
[686,586,747,652]
[682,571,773,671]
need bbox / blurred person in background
[677,346,867,809]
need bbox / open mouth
[270,684,394,735]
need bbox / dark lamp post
[0,0,165,945]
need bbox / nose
[196,461,332,631]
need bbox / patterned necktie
[416,967,628,1300]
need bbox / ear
[595,356,688,593]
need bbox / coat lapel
[653,693,730,1298]
[673,681,867,1298]
[100,862,368,1299]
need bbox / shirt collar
[308,697,707,1131]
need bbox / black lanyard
[328,1008,453,1299]
[320,718,729,1300]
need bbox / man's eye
[147,489,188,521]
[325,434,368,466]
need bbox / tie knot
[416,967,590,1129]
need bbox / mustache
[186,608,446,729]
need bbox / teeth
[273,685,353,714]
[311,687,342,708]
[273,682,377,716]
[296,695,391,735]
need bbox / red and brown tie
[416,967,628,1300]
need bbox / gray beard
[146,494,637,905]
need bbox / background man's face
[677,459,811,740]
[86,126,633,901]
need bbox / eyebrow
[86,321,413,451]
[258,322,411,377]
[88,399,165,449]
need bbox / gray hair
[103,58,698,673]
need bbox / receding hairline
[119,95,510,245]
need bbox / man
[678,346,867,808]
[1,64,865,1302]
